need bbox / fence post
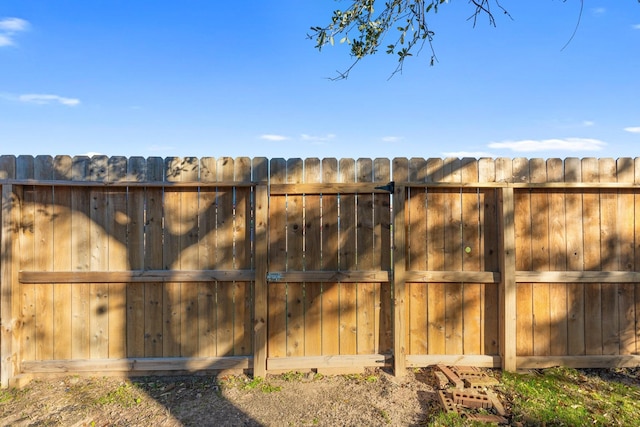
[392,184,407,376]
[253,184,269,377]
[1,185,21,387]
[498,186,517,371]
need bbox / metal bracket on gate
[374,181,395,193]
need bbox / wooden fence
[1,155,640,387]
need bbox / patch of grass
[280,371,305,382]
[221,375,281,393]
[0,389,15,404]
[428,411,486,427]
[96,382,142,408]
[502,366,640,426]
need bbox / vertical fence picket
[268,158,287,358]
[127,157,146,358]
[286,158,305,358]
[216,157,235,356]
[479,158,499,355]
[530,159,551,357]
[339,158,357,355]
[71,157,91,359]
[600,158,620,355]
[107,157,128,359]
[234,157,253,356]
[17,156,35,362]
[547,159,568,357]
[144,157,164,357]
[424,158,445,355]
[356,158,375,355]
[52,156,73,360]
[321,158,340,356]
[565,158,585,356]
[197,156,217,357]
[514,158,533,357]
[582,158,602,355]
[163,157,183,357]
[303,158,322,356]
[461,158,481,355]
[407,158,427,356]
[617,158,635,355]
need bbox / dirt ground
[0,367,467,426]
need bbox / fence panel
[4,155,640,386]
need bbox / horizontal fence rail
[2,155,640,387]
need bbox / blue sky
[1,1,639,160]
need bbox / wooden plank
[374,158,392,354]
[20,270,256,283]
[216,158,235,357]
[320,158,340,355]
[356,158,376,355]
[530,159,551,357]
[498,184,517,371]
[617,158,635,355]
[285,158,305,358]
[197,157,217,358]
[268,158,287,358]
[106,157,128,359]
[406,355,501,368]
[338,158,357,356]
[516,355,640,369]
[565,158,585,356]
[461,158,482,356]
[253,173,269,377]
[71,156,91,360]
[303,158,322,357]
[22,356,251,373]
[233,157,253,357]
[267,354,388,370]
[479,158,499,356]
[89,156,109,359]
[162,157,183,357]
[270,183,392,195]
[178,158,200,358]
[600,159,620,355]
[515,271,640,283]
[513,158,533,358]
[547,159,568,357]
[52,156,73,360]
[126,157,146,358]
[582,158,602,355]
[443,158,463,355]
[33,157,55,361]
[1,184,21,387]
[17,157,36,363]
[393,183,408,376]
[426,158,446,355]
[408,158,428,356]
[144,157,164,357]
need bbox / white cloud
[0,17,29,47]
[260,134,290,141]
[624,127,640,134]
[442,151,495,158]
[582,120,595,127]
[488,138,606,152]
[300,133,336,142]
[381,136,402,143]
[18,94,81,106]
[591,8,606,16]
[633,24,640,30]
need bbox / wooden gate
[264,158,393,373]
